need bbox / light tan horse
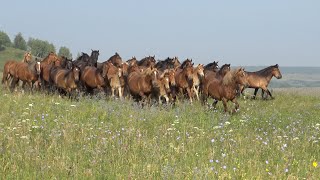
[192,64,204,101]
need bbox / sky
[1,0,319,67]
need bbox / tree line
[0,30,72,59]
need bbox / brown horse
[175,63,194,103]
[239,64,282,99]
[103,62,123,98]
[192,64,205,101]
[127,66,157,103]
[137,56,156,68]
[39,52,60,91]
[80,64,109,94]
[2,52,33,88]
[106,52,123,67]
[152,70,171,104]
[10,61,41,92]
[205,68,248,113]
[50,65,80,98]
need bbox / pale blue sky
[1,0,319,66]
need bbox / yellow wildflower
[313,161,318,168]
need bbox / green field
[0,47,26,71]
[0,87,319,179]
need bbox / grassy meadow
[0,87,319,179]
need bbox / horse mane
[255,64,279,76]
[77,52,90,61]
[180,59,192,69]
[222,68,239,86]
[204,61,218,70]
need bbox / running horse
[205,68,248,113]
[2,52,33,89]
[10,60,41,92]
[239,64,282,99]
[39,52,60,91]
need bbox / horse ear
[275,64,279,67]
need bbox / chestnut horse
[239,64,282,99]
[10,61,41,92]
[201,64,231,104]
[127,66,157,103]
[205,68,248,113]
[80,64,109,94]
[39,52,60,91]
[103,62,123,98]
[2,52,33,88]
[175,62,194,103]
[152,70,171,104]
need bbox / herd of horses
[1,51,282,113]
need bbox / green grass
[0,47,26,71]
[0,88,319,179]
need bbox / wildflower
[266,160,269,164]
[313,161,318,168]
[209,159,214,163]
[29,104,33,107]
[210,167,214,171]
[54,102,60,105]
[222,153,226,158]
[70,104,76,107]
[211,138,215,143]
[21,136,28,139]
[216,160,219,163]
[285,168,288,173]
[222,165,227,169]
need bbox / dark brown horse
[106,52,123,67]
[10,61,41,92]
[155,56,180,71]
[204,61,219,74]
[239,64,282,99]
[50,65,80,98]
[175,63,194,103]
[205,68,248,113]
[180,58,193,69]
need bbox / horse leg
[10,77,19,92]
[193,85,200,101]
[212,100,218,109]
[186,88,193,103]
[118,87,123,99]
[252,88,259,99]
[267,89,274,99]
[222,98,228,113]
[232,98,239,113]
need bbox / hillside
[0,47,26,71]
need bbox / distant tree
[0,31,12,50]
[58,46,72,59]
[27,38,56,58]
[13,32,27,50]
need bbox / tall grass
[0,88,319,179]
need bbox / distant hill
[0,47,26,71]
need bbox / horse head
[272,64,282,79]
[72,66,81,82]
